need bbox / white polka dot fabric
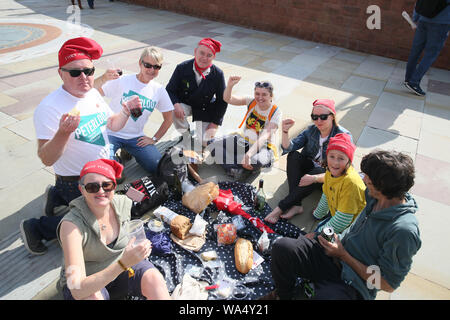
[141,181,303,300]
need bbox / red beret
[313,99,336,115]
[198,38,222,55]
[80,159,123,184]
[58,37,103,68]
[326,133,356,163]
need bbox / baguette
[234,238,253,274]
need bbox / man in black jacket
[166,38,227,147]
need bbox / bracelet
[118,259,135,278]
[314,175,318,183]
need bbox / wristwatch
[151,136,158,143]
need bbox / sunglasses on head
[141,60,162,70]
[311,113,332,121]
[60,67,96,77]
[255,81,273,91]
[81,181,116,193]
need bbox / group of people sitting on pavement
[19,36,421,300]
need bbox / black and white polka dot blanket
[144,181,302,300]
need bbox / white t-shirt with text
[102,74,174,139]
[34,87,113,176]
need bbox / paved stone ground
[0,0,449,300]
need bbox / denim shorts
[63,259,155,300]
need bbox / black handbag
[119,176,169,219]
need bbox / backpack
[119,176,169,219]
[415,0,448,18]
[156,145,190,199]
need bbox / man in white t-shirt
[95,47,174,174]
[20,37,131,255]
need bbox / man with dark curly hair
[267,150,422,300]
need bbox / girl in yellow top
[308,133,366,236]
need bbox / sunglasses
[60,67,96,77]
[81,181,116,193]
[141,60,162,70]
[311,113,332,121]
[255,81,273,91]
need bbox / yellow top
[322,165,366,220]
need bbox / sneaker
[43,185,56,217]
[20,220,48,255]
[404,81,426,96]
[226,168,244,179]
[258,290,280,300]
[119,148,132,162]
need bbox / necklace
[100,223,107,231]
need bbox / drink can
[321,226,334,242]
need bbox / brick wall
[123,0,450,70]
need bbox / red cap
[58,37,103,68]
[198,38,222,55]
[326,133,356,163]
[313,99,336,115]
[79,159,123,184]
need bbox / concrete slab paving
[0,0,449,300]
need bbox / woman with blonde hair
[58,159,171,300]
[94,47,174,174]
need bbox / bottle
[172,168,182,200]
[253,179,266,212]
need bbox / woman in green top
[57,159,171,300]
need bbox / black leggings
[270,236,362,300]
[278,151,325,211]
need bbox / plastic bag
[189,214,208,236]
[232,215,246,231]
[153,206,178,224]
[257,230,270,253]
[215,223,237,246]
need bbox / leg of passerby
[405,21,427,85]
[408,22,450,95]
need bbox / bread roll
[170,215,192,240]
[68,107,80,116]
[182,182,219,214]
[234,238,253,274]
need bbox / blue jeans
[109,135,162,174]
[405,21,450,86]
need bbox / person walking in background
[404,0,450,96]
